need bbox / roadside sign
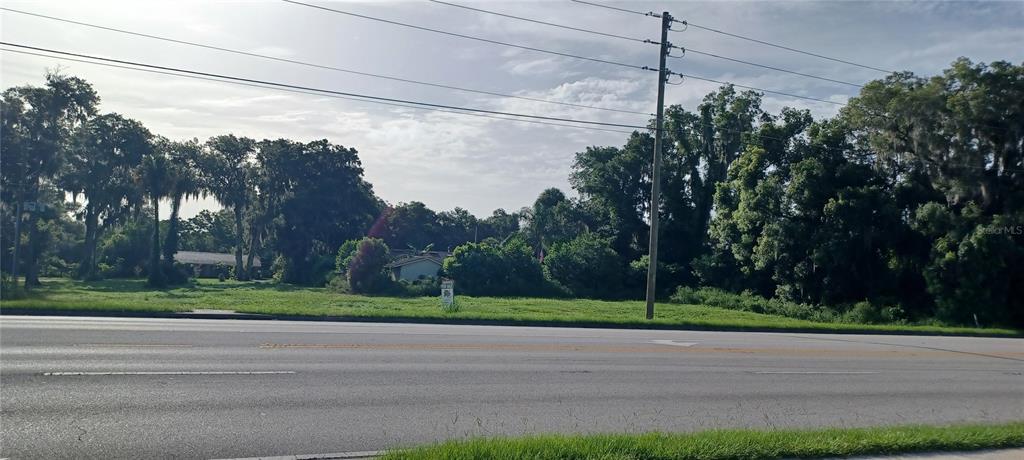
[440,279,454,307]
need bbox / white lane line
[43,371,296,376]
[651,339,698,347]
[752,371,879,375]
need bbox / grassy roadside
[380,422,1024,460]
[2,278,1019,336]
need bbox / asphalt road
[1,316,1022,459]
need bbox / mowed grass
[380,422,1024,460]
[3,278,1019,336]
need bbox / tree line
[2,58,1022,327]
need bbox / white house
[174,251,261,278]
[386,254,444,281]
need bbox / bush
[842,301,906,325]
[544,233,624,299]
[400,276,441,297]
[442,242,510,296]
[161,261,192,286]
[500,235,554,296]
[628,255,683,296]
[1,274,26,300]
[335,239,360,274]
[671,286,838,323]
[327,275,352,293]
[347,238,391,294]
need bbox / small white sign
[440,279,454,307]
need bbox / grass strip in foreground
[380,422,1024,460]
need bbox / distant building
[386,251,449,282]
[173,251,262,278]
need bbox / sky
[2,0,1022,219]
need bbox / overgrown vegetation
[3,279,1017,336]
[3,59,1022,329]
[380,422,1024,460]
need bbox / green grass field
[2,278,1018,336]
[380,422,1024,460]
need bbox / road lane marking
[752,371,879,375]
[257,342,1024,359]
[651,339,698,347]
[43,371,296,376]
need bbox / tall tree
[138,151,172,286]
[204,134,256,280]
[0,72,98,287]
[161,138,205,264]
[258,139,380,284]
[63,113,151,280]
[382,201,440,251]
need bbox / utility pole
[645,11,672,320]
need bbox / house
[386,251,449,282]
[173,251,262,278]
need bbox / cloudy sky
[2,0,1022,219]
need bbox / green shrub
[842,301,906,324]
[671,286,838,322]
[327,275,352,293]
[1,274,26,300]
[347,238,391,294]
[335,239,360,274]
[442,242,510,296]
[544,233,624,299]
[398,276,440,297]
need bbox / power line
[0,42,653,130]
[280,0,653,71]
[1,47,637,135]
[668,71,846,106]
[568,0,894,74]
[0,7,651,117]
[678,47,863,88]
[569,0,660,18]
[427,0,652,44]
[676,19,896,74]
[6,47,1015,173]
[428,1,862,88]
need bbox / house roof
[174,251,262,267]
[386,255,443,269]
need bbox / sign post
[440,278,456,312]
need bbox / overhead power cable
[7,47,1015,173]
[678,47,863,87]
[674,19,896,74]
[427,0,652,44]
[0,7,651,116]
[430,1,861,88]
[569,0,660,18]
[280,0,653,71]
[0,42,652,131]
[1,48,636,134]
[667,71,845,106]
[569,0,894,74]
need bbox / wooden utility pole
[645,11,672,320]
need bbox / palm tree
[161,138,205,264]
[63,113,151,280]
[139,151,172,287]
[203,134,256,280]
